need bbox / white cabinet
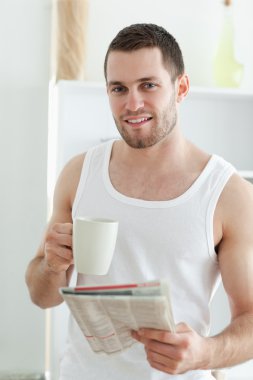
[181,86,253,178]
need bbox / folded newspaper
[60,279,175,354]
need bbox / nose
[125,89,144,112]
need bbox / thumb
[175,322,192,333]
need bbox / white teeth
[127,118,148,124]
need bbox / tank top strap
[72,140,114,219]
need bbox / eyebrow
[107,77,161,87]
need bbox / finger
[131,330,148,344]
[132,330,181,361]
[46,243,73,261]
[138,325,193,345]
[55,246,73,261]
[46,246,74,269]
[53,222,73,235]
[146,349,180,373]
[58,234,72,248]
[145,338,184,361]
[176,322,192,333]
[137,329,182,345]
[48,226,73,248]
[47,258,73,273]
[132,331,185,372]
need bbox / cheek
[109,98,122,116]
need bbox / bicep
[217,175,253,318]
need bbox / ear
[176,74,189,103]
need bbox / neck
[109,130,210,201]
[115,127,189,172]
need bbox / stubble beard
[114,99,178,149]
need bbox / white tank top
[60,140,235,380]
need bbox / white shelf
[189,85,253,100]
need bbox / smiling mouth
[125,117,152,125]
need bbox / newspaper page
[60,280,175,354]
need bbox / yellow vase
[213,1,244,88]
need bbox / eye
[143,82,157,90]
[111,86,126,94]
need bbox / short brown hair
[104,23,185,82]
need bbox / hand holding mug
[44,222,73,273]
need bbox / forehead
[106,47,171,84]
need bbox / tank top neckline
[102,140,218,208]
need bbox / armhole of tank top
[71,148,94,220]
[206,165,236,262]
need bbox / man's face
[106,47,178,149]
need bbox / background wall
[84,0,253,89]
[0,0,51,375]
[1,0,252,377]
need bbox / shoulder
[60,154,86,182]
[53,153,86,212]
[218,173,253,237]
[220,173,253,210]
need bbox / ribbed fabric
[60,140,235,380]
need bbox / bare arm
[132,174,253,374]
[207,174,253,368]
[25,154,85,309]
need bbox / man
[26,24,253,380]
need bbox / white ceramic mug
[73,217,119,275]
